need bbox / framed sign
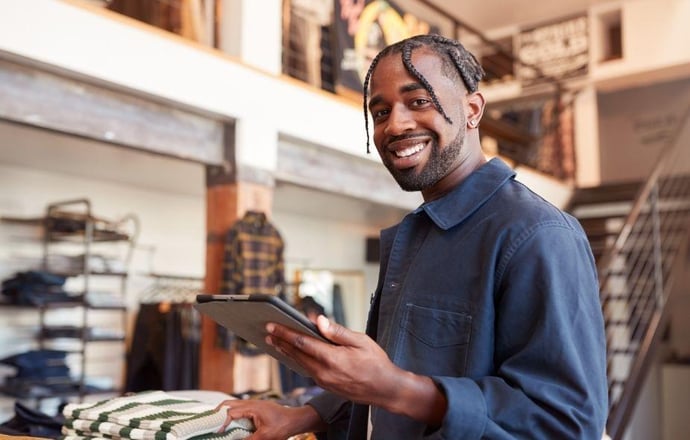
[517,15,589,86]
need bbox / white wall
[662,363,690,440]
[591,0,690,86]
[622,357,663,440]
[597,76,690,183]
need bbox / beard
[384,125,466,192]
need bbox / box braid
[362,34,485,153]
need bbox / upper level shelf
[44,198,138,244]
[1,199,139,244]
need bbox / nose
[383,105,416,136]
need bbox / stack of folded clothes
[61,390,255,440]
[0,400,65,438]
[0,349,79,398]
[1,270,76,306]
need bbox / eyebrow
[368,82,426,110]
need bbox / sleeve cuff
[430,376,487,439]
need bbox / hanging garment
[220,211,286,390]
[221,211,286,297]
[125,303,200,392]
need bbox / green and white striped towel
[61,391,254,440]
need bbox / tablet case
[194,294,328,377]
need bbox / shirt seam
[494,220,575,288]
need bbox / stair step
[568,181,642,206]
[570,201,632,220]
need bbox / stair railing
[601,104,690,440]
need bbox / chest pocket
[396,303,472,376]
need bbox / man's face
[368,49,468,193]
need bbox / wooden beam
[0,56,224,164]
[276,136,421,210]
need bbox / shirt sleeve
[306,391,351,425]
[221,227,243,295]
[429,223,608,439]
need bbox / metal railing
[599,106,690,439]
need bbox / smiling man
[364,35,486,200]
[217,34,608,440]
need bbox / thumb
[316,315,358,346]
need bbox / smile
[395,143,426,158]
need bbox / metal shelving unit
[1,198,139,404]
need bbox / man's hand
[266,316,448,426]
[267,316,397,407]
[215,399,325,440]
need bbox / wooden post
[200,122,236,392]
[200,181,238,392]
[199,122,275,392]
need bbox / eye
[371,108,390,122]
[411,97,431,108]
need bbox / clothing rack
[138,273,203,304]
[126,273,204,393]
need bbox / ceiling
[422,0,617,31]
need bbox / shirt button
[389,282,398,289]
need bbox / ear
[465,92,486,129]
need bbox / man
[217,34,608,439]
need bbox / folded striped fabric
[60,390,254,440]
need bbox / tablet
[194,294,330,377]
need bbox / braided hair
[362,34,485,153]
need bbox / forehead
[369,48,447,92]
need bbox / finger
[216,408,231,433]
[267,330,319,360]
[266,331,328,376]
[226,408,258,421]
[214,399,234,412]
[216,401,259,426]
[316,315,361,347]
[266,323,326,356]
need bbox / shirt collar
[416,157,516,230]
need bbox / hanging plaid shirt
[221,211,285,296]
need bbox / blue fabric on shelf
[1,270,73,306]
[0,349,69,369]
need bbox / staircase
[566,107,690,440]
[568,181,642,261]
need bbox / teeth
[395,143,425,158]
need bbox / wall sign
[517,15,589,86]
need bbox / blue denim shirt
[309,158,608,439]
